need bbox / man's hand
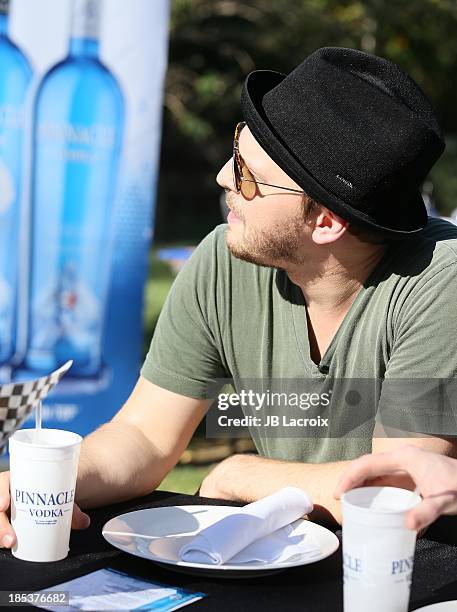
[0,471,90,549]
[334,445,457,531]
[199,454,254,501]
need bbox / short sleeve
[141,228,228,399]
[377,260,457,435]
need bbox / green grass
[143,250,176,356]
[157,464,213,495]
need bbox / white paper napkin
[179,486,320,565]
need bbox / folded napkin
[179,486,320,565]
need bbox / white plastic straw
[36,400,42,430]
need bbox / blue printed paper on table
[0,0,169,437]
[36,568,205,612]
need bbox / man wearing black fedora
[1,47,457,543]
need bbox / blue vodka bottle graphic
[25,0,124,376]
[0,0,32,364]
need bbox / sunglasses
[232,121,305,199]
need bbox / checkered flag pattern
[0,360,73,450]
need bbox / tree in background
[154,0,457,243]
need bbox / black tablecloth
[1,490,457,611]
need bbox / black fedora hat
[241,47,445,236]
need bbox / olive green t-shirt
[141,218,457,463]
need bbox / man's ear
[311,207,349,245]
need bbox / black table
[1,490,457,611]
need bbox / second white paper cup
[9,428,82,562]
[342,486,421,612]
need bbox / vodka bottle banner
[0,0,32,364]
[26,0,125,377]
[0,0,169,436]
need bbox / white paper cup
[9,428,82,562]
[341,486,421,612]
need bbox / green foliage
[430,136,457,216]
[154,0,457,243]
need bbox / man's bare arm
[0,377,210,547]
[76,376,211,508]
[199,434,457,525]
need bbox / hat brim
[241,69,428,237]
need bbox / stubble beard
[225,209,308,268]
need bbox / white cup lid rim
[10,428,82,449]
[341,485,421,513]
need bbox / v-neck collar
[284,246,395,377]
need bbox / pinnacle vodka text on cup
[25,0,124,377]
[343,550,415,580]
[0,0,32,364]
[14,487,75,520]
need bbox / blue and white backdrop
[0,0,169,436]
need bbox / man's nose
[216,158,235,191]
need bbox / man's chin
[225,230,275,268]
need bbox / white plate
[414,603,457,611]
[102,505,340,578]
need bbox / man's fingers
[0,508,15,549]
[334,447,419,499]
[405,490,457,531]
[405,495,449,531]
[0,472,15,548]
[71,504,90,530]
[0,471,10,512]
